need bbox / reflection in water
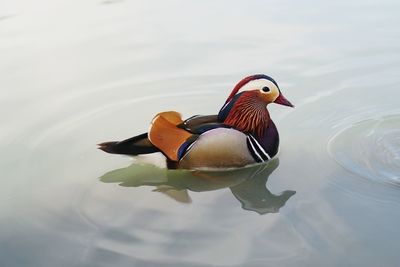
[100,159,295,214]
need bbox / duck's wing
[177,115,219,133]
[149,111,195,161]
[149,112,231,162]
[99,113,226,161]
[178,114,233,135]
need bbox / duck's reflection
[99,158,295,214]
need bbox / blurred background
[1,0,400,266]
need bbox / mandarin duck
[98,74,294,169]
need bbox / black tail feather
[98,133,159,156]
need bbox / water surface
[1,0,400,266]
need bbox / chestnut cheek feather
[258,91,278,104]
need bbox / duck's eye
[262,86,270,93]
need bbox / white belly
[179,128,256,169]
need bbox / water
[329,115,400,187]
[1,0,400,266]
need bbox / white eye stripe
[238,79,278,94]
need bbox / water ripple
[328,114,400,187]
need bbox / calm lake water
[1,0,400,266]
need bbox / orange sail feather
[148,111,192,161]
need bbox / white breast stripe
[249,134,271,160]
[246,136,264,162]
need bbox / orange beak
[274,93,294,107]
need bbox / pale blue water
[1,0,400,266]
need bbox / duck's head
[224,74,294,108]
[219,74,294,136]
